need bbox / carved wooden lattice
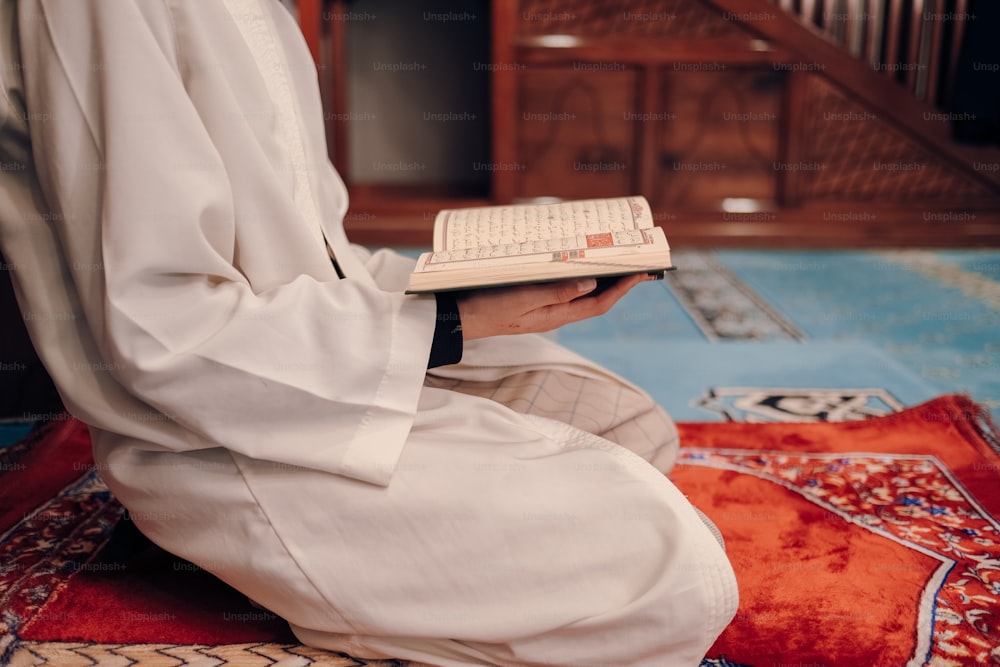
[517,0,754,39]
[802,77,993,201]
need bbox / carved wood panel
[653,69,781,208]
[801,77,993,201]
[515,68,637,200]
[513,66,782,207]
[517,0,755,39]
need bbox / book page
[434,196,652,252]
[407,225,671,293]
[417,226,668,273]
[425,229,650,265]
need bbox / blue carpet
[549,249,999,422]
[560,340,940,422]
[0,423,36,448]
[712,250,999,416]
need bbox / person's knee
[524,472,737,666]
[505,518,736,666]
[626,504,737,662]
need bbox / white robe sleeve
[16,0,437,486]
[360,247,422,293]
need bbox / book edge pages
[405,254,673,294]
[432,209,449,252]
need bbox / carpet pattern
[664,251,806,341]
[6,643,391,666]
[684,451,995,663]
[691,386,905,423]
[674,394,1000,666]
[707,250,1000,417]
[2,396,998,666]
[553,249,999,424]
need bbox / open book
[405,196,672,294]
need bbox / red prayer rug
[2,395,998,666]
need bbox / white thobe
[0,1,737,665]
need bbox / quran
[405,196,673,294]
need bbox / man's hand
[456,274,653,341]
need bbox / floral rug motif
[674,393,1000,666]
[682,449,1000,665]
[2,396,998,666]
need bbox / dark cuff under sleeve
[428,292,464,369]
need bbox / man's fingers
[537,274,648,327]
[458,274,653,339]
[592,274,648,305]
[499,278,598,312]
[549,278,597,303]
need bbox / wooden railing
[773,0,971,107]
[705,0,1000,192]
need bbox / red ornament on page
[586,233,614,248]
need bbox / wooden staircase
[299,0,1000,247]
[705,0,1000,193]
[770,0,972,107]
